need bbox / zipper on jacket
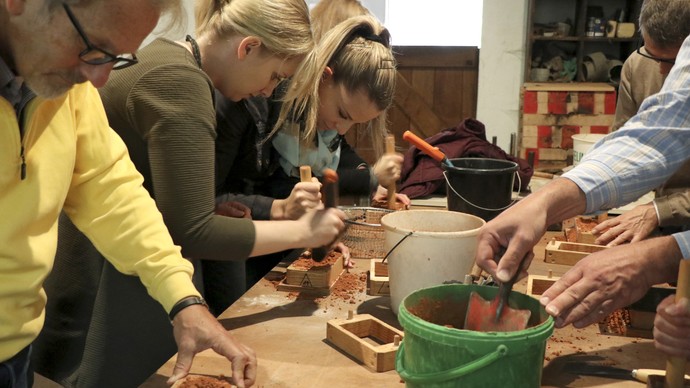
[19,143,26,180]
[18,100,30,181]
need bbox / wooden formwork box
[527,273,664,339]
[544,239,608,265]
[368,260,390,296]
[526,273,559,297]
[326,313,403,372]
[277,252,343,296]
[520,83,616,171]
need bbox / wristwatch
[169,296,208,323]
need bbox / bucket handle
[442,170,521,213]
[396,341,508,384]
[381,231,413,264]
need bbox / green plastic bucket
[396,284,553,388]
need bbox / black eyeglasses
[63,3,138,70]
[636,40,676,65]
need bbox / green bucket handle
[396,341,509,384]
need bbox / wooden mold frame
[368,259,390,296]
[545,239,608,265]
[526,272,559,297]
[528,275,666,340]
[276,252,343,296]
[563,214,607,244]
[326,312,403,372]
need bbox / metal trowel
[464,260,531,332]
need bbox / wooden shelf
[525,0,643,83]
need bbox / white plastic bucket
[572,133,606,165]
[380,210,485,315]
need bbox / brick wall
[520,83,616,170]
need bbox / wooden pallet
[277,252,343,295]
[544,239,608,265]
[326,312,403,372]
[368,260,390,296]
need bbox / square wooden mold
[526,274,559,297]
[326,313,403,372]
[277,251,343,295]
[368,259,390,296]
[545,239,608,265]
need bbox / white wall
[476,0,528,152]
[142,0,196,46]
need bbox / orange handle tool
[402,130,454,168]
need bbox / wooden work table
[141,229,685,388]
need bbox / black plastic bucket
[442,158,518,222]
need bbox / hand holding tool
[311,168,339,262]
[661,260,690,388]
[465,256,531,332]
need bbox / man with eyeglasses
[0,1,256,387]
[476,30,690,363]
[613,0,689,131]
[592,0,690,248]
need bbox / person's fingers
[230,357,247,388]
[167,349,194,385]
[552,280,612,328]
[591,218,617,234]
[594,224,624,245]
[496,241,532,283]
[571,299,615,328]
[540,269,586,318]
[473,233,500,276]
[653,318,690,359]
[608,230,634,246]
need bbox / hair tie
[363,34,387,47]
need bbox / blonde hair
[274,15,396,157]
[195,0,313,59]
[310,0,371,42]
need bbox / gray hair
[640,0,690,48]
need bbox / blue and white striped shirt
[564,34,690,258]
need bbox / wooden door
[345,46,479,164]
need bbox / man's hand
[475,178,586,283]
[592,202,658,246]
[539,236,680,329]
[168,305,256,387]
[654,296,690,359]
[475,195,547,282]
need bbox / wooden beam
[393,72,445,138]
[394,46,479,68]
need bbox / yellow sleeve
[62,84,200,313]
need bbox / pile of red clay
[174,375,233,388]
[289,250,341,270]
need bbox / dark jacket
[399,118,533,198]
